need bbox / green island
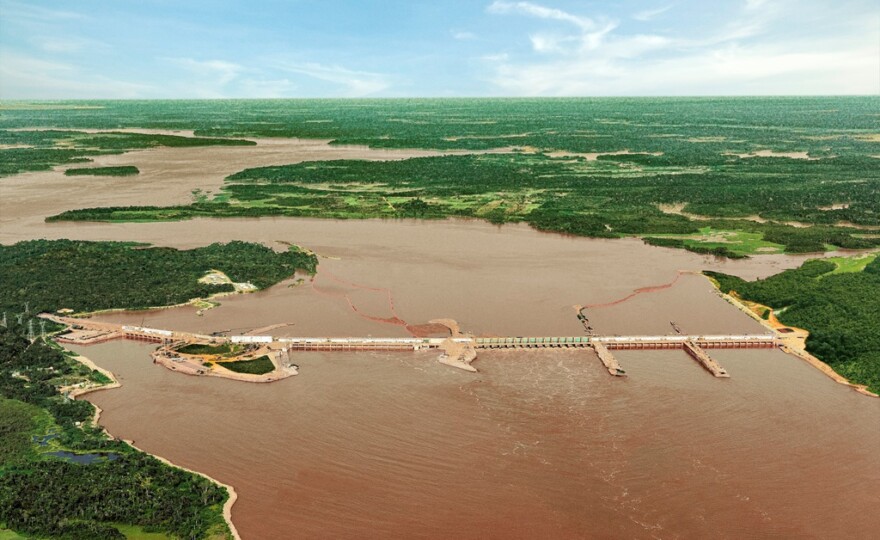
[705,254,880,393]
[0,239,317,316]
[64,166,140,177]
[215,356,275,375]
[0,322,231,539]
[0,129,254,177]
[16,97,875,257]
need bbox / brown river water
[45,218,876,540]
[3,138,878,538]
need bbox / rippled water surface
[59,219,880,539]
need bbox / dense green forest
[0,240,317,316]
[0,323,231,539]
[215,356,274,375]
[0,129,254,176]
[5,98,878,256]
[50,152,880,255]
[705,256,880,393]
[64,166,140,177]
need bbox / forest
[5,98,877,257]
[0,129,254,177]
[0,322,231,539]
[49,151,880,256]
[64,166,140,177]
[0,239,317,316]
[215,356,274,375]
[705,256,880,393]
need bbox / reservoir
[55,217,880,539]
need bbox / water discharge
[44,218,877,539]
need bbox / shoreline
[152,344,298,383]
[706,276,878,398]
[63,348,242,540]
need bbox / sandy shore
[62,348,242,539]
[707,276,878,398]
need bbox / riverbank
[706,276,878,398]
[63,348,242,539]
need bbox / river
[49,218,879,539]
[4,138,878,538]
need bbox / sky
[0,0,878,98]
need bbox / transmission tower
[39,320,47,339]
[23,301,29,314]
[27,320,35,341]
[1,312,6,328]
[15,313,24,325]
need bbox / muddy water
[0,133,511,235]
[34,218,871,539]
[0,216,843,339]
[4,138,878,538]
[78,339,880,539]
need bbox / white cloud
[168,58,244,86]
[488,1,617,54]
[38,36,108,54]
[487,42,878,96]
[482,0,879,96]
[0,51,152,99]
[275,62,391,97]
[745,0,771,10]
[487,1,598,31]
[633,6,672,22]
[452,30,478,40]
[481,53,510,62]
[237,77,297,98]
[0,1,88,23]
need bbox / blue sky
[1,0,877,98]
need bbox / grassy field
[644,227,786,257]
[822,253,878,275]
[215,356,275,375]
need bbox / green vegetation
[0,323,231,539]
[65,165,140,177]
[644,227,784,258]
[705,254,880,393]
[0,129,254,177]
[176,343,241,356]
[50,152,880,255]
[0,240,317,316]
[4,98,878,256]
[0,239,311,537]
[215,356,274,375]
[823,253,877,275]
